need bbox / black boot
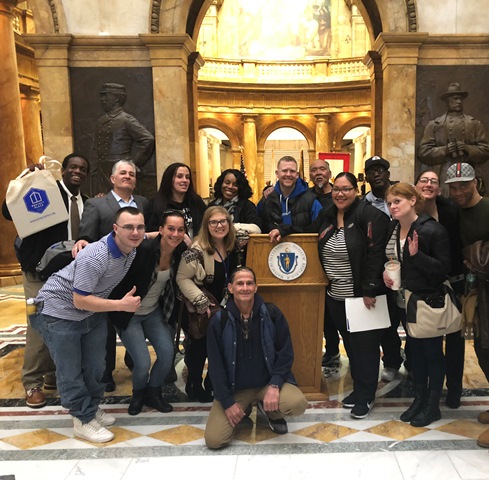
[145,386,173,413]
[128,388,146,416]
[410,390,442,427]
[400,384,427,423]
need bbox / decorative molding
[48,0,59,33]
[151,0,162,33]
[405,0,417,32]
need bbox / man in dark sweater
[446,162,489,449]
[205,267,307,449]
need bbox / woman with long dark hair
[147,163,207,242]
[270,172,389,419]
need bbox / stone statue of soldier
[90,83,155,195]
[418,82,489,194]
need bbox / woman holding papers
[384,182,450,427]
[269,172,389,419]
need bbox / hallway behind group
[0,283,488,480]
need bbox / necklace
[240,314,251,340]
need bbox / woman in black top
[384,182,451,427]
[147,163,207,243]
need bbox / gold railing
[199,57,369,84]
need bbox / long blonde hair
[194,206,236,255]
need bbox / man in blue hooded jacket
[205,267,308,449]
[260,156,322,233]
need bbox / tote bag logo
[23,188,50,214]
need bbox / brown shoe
[477,427,489,448]
[478,410,489,424]
[26,387,46,408]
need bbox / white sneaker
[96,408,116,426]
[73,417,114,443]
[381,367,398,382]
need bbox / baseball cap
[445,162,475,183]
[365,155,390,172]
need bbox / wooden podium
[246,234,327,399]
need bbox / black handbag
[183,288,220,340]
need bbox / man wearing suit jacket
[2,153,90,408]
[73,160,149,391]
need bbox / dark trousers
[380,294,403,370]
[185,336,212,389]
[104,319,117,378]
[474,334,489,383]
[445,331,465,393]
[323,296,340,356]
[326,295,383,402]
[410,335,446,392]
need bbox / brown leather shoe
[26,387,46,408]
[477,427,489,448]
[478,410,489,424]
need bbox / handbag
[6,160,68,238]
[183,288,220,340]
[405,281,463,338]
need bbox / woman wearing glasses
[109,210,188,415]
[270,172,389,419]
[414,170,465,409]
[177,206,238,402]
[147,163,207,244]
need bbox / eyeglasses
[332,187,355,194]
[116,224,146,232]
[417,177,439,185]
[209,219,229,228]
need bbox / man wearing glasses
[32,207,145,443]
[72,160,149,391]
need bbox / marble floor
[0,284,488,480]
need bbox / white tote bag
[6,163,68,238]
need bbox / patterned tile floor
[0,284,488,480]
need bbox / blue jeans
[117,307,174,390]
[36,312,107,423]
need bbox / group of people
[3,150,489,450]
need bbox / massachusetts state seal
[268,242,307,281]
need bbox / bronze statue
[90,83,155,195]
[418,82,489,194]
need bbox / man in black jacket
[205,267,307,449]
[260,156,322,233]
[2,153,89,408]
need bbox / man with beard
[446,162,489,449]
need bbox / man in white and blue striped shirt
[33,206,145,443]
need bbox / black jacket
[261,182,320,234]
[209,197,262,230]
[387,213,451,293]
[108,236,186,330]
[2,182,88,273]
[281,197,390,297]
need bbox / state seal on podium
[268,242,307,281]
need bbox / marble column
[315,114,331,157]
[369,33,428,182]
[24,34,73,160]
[210,137,221,186]
[241,115,258,201]
[353,136,364,177]
[141,35,198,184]
[197,129,210,198]
[363,50,383,155]
[0,0,25,277]
[20,85,43,166]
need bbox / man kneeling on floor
[205,266,308,449]
[32,206,145,443]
